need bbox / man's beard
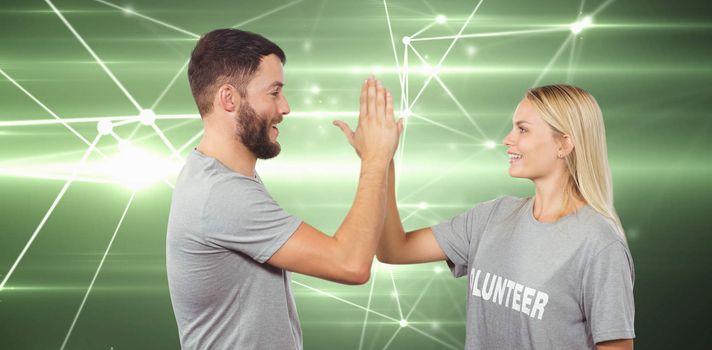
[235,101,281,159]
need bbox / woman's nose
[502,132,513,147]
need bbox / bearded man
[166,28,401,350]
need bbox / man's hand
[333,76,403,163]
[268,77,402,285]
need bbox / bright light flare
[570,16,593,34]
[98,144,182,189]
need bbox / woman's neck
[532,172,586,223]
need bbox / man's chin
[255,143,281,160]
[257,153,279,160]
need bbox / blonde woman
[337,84,634,349]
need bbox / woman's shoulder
[477,194,527,207]
[575,205,630,254]
[470,195,526,212]
[468,195,529,222]
[490,196,628,249]
[488,195,529,213]
[498,194,528,205]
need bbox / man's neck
[196,133,257,178]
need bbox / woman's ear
[560,134,575,157]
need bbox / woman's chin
[508,169,525,178]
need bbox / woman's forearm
[376,160,407,263]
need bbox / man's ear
[216,84,241,113]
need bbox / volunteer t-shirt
[432,195,635,349]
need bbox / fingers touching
[333,75,401,161]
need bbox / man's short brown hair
[188,29,286,116]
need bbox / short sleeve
[202,177,302,263]
[431,198,499,278]
[582,240,636,343]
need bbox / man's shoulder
[183,149,262,186]
[202,173,268,209]
[185,155,263,194]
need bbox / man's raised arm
[267,76,400,284]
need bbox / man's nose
[280,96,290,116]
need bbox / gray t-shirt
[432,195,635,349]
[166,149,303,350]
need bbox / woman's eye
[270,91,279,96]
[519,127,526,133]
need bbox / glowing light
[118,140,132,153]
[435,15,447,24]
[570,16,593,34]
[99,144,182,189]
[424,64,441,75]
[97,120,113,135]
[466,45,477,57]
[139,109,156,125]
[402,36,411,45]
[401,108,411,118]
[581,16,593,27]
[310,85,321,95]
[434,266,444,274]
[399,319,408,327]
[484,140,496,149]
[418,201,428,210]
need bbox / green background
[1,0,710,349]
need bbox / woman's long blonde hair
[526,84,626,241]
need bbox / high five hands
[333,76,404,163]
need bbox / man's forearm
[333,159,389,271]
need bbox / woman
[377,85,635,349]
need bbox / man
[166,28,401,349]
